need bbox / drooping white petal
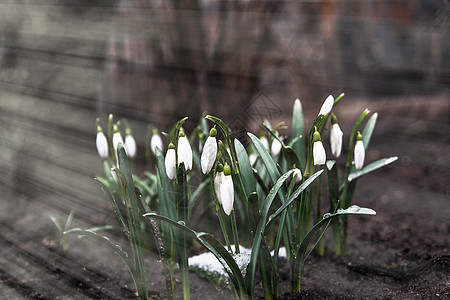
[165,148,176,180]
[318,95,334,116]
[271,139,282,156]
[214,171,224,205]
[330,123,343,158]
[249,153,257,166]
[293,168,302,182]
[201,136,217,174]
[313,141,326,165]
[113,132,124,163]
[125,135,137,158]
[221,174,234,216]
[96,131,108,158]
[151,134,163,154]
[177,135,193,170]
[354,140,365,170]
[260,136,269,151]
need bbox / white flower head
[124,127,137,158]
[312,129,326,165]
[318,95,334,116]
[292,167,302,183]
[201,127,218,174]
[151,129,163,154]
[330,114,343,158]
[271,137,282,156]
[260,135,269,151]
[177,128,193,170]
[95,123,108,158]
[221,164,234,216]
[354,132,365,170]
[214,164,225,205]
[112,124,124,163]
[165,143,176,180]
[249,153,257,166]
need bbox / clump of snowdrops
[63,95,396,299]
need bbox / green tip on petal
[331,114,338,125]
[223,163,232,176]
[357,131,363,141]
[168,142,175,150]
[313,128,322,142]
[209,127,217,137]
[179,127,185,137]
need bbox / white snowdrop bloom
[177,128,193,170]
[292,168,302,183]
[260,136,269,150]
[318,95,334,116]
[354,132,365,170]
[112,125,124,162]
[201,128,218,174]
[221,164,234,216]
[312,129,326,165]
[95,124,108,158]
[214,165,225,205]
[151,131,163,154]
[271,138,282,156]
[330,114,343,158]
[125,135,137,158]
[165,143,176,180]
[249,153,257,166]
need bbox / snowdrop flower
[151,129,163,154]
[271,137,282,156]
[260,135,269,151]
[214,164,225,205]
[112,124,124,163]
[354,131,365,170]
[201,127,218,174]
[177,128,192,170]
[165,143,176,180]
[95,122,108,158]
[312,128,326,165]
[292,167,302,183]
[124,128,137,158]
[318,95,334,116]
[221,164,234,216]
[330,114,343,158]
[249,153,258,166]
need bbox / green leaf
[292,99,305,169]
[362,112,377,152]
[326,161,339,205]
[245,170,294,296]
[295,205,376,268]
[266,170,324,229]
[348,156,398,182]
[235,139,257,198]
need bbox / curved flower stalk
[151,129,163,154]
[318,95,334,116]
[165,143,176,180]
[201,127,218,174]
[330,114,343,158]
[312,128,326,165]
[124,128,137,159]
[177,128,193,170]
[95,121,108,159]
[354,131,365,170]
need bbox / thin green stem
[230,210,240,254]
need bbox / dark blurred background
[0,1,448,296]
